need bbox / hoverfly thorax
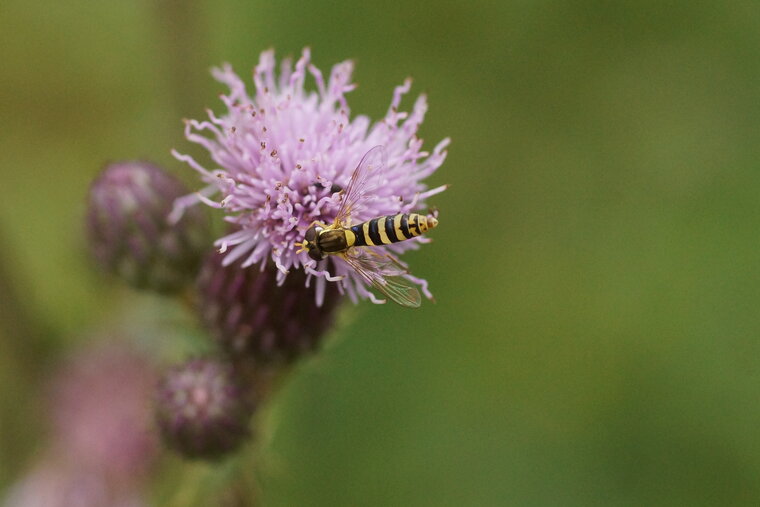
[316,229,350,253]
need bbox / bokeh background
[2,0,760,505]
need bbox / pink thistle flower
[49,342,159,481]
[5,341,160,507]
[172,48,449,305]
[5,458,146,507]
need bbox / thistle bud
[196,252,342,363]
[155,358,253,460]
[86,161,210,293]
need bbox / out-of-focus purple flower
[172,48,448,305]
[6,341,159,507]
[197,251,341,362]
[87,161,210,293]
[4,457,145,507]
[49,342,159,482]
[155,357,253,460]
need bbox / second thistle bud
[155,358,254,460]
[196,252,343,363]
[86,161,210,293]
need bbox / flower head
[48,341,158,491]
[155,357,254,460]
[173,48,448,305]
[87,161,210,293]
[5,458,146,507]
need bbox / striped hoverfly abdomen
[350,213,438,247]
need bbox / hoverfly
[296,145,439,308]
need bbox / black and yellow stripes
[350,213,437,247]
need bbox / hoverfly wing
[340,247,421,309]
[333,145,387,227]
[361,248,412,274]
[373,276,422,309]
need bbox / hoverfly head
[299,223,326,261]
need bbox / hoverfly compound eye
[304,225,318,243]
[308,249,325,262]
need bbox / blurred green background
[3,0,760,505]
